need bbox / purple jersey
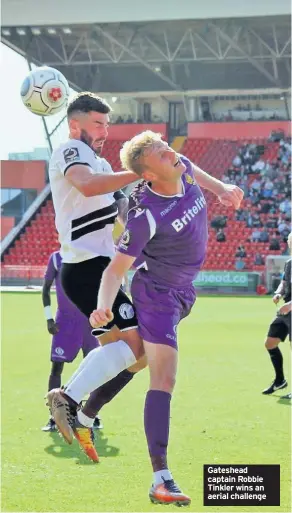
[44,251,79,315]
[118,155,208,288]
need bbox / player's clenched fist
[273,293,282,304]
[218,184,244,210]
[90,308,114,328]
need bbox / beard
[80,129,103,155]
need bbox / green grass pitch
[1,292,291,512]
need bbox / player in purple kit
[88,131,243,505]
[42,250,101,432]
[48,129,242,505]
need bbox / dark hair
[67,92,112,118]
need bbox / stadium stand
[2,134,290,279]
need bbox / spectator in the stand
[250,229,261,242]
[211,215,227,231]
[269,234,280,250]
[266,163,278,180]
[235,245,246,258]
[251,213,262,228]
[232,155,242,168]
[266,215,278,229]
[126,115,133,123]
[222,173,230,184]
[246,212,253,227]
[238,178,249,197]
[259,229,269,242]
[235,208,247,221]
[250,177,262,192]
[260,200,273,214]
[278,221,291,242]
[254,253,264,266]
[250,191,261,206]
[262,178,274,198]
[235,257,246,271]
[251,159,266,173]
[216,229,226,242]
[279,198,291,216]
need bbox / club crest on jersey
[185,174,195,185]
[63,147,80,163]
[134,208,145,218]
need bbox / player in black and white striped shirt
[47,92,146,459]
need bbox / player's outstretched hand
[273,293,282,304]
[90,308,114,328]
[47,319,59,335]
[218,184,244,209]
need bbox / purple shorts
[51,311,98,363]
[131,271,196,350]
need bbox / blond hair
[288,232,292,250]
[120,131,163,175]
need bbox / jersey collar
[145,179,185,198]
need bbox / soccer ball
[20,66,70,116]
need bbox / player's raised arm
[90,252,136,329]
[65,165,137,197]
[113,189,129,227]
[90,206,153,328]
[190,162,244,209]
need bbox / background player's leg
[48,327,143,443]
[262,332,287,394]
[42,361,65,432]
[48,361,64,391]
[81,355,147,420]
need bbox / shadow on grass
[268,391,292,406]
[44,430,120,465]
[277,396,291,406]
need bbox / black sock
[82,370,135,418]
[48,361,64,391]
[48,374,61,391]
[268,348,284,383]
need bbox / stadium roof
[1,1,291,94]
[2,0,290,25]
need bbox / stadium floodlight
[47,28,57,35]
[31,28,41,36]
[2,29,11,36]
[154,66,161,72]
[62,28,72,34]
[16,28,26,36]
[111,97,118,103]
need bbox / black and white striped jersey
[49,139,118,263]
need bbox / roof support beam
[94,25,183,90]
[210,22,279,86]
[38,36,66,63]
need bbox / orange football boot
[73,421,99,462]
[149,479,191,506]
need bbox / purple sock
[82,369,135,418]
[144,390,171,471]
